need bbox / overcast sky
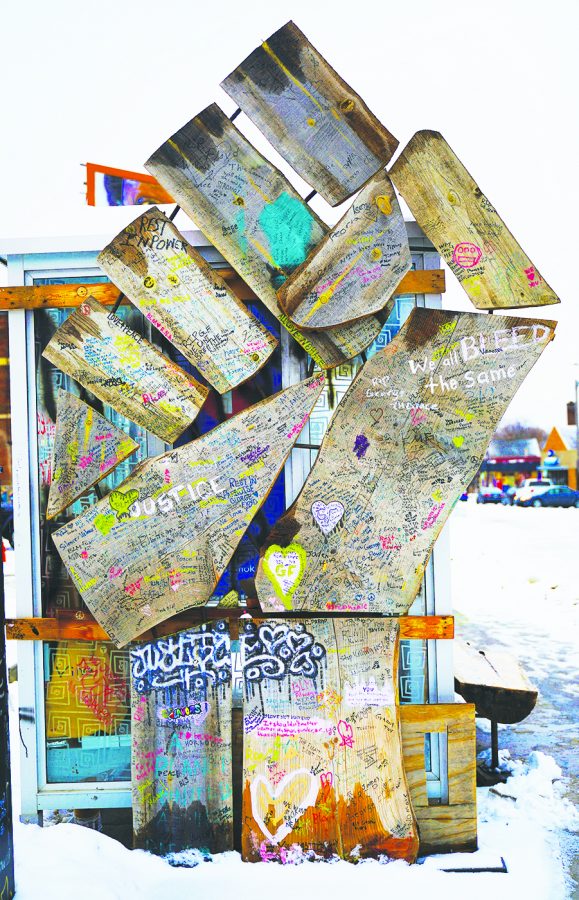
[1,0,577,430]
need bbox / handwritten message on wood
[241,618,418,862]
[98,208,277,393]
[256,309,556,614]
[52,374,325,647]
[221,21,399,207]
[46,389,138,519]
[145,104,383,369]
[131,622,233,854]
[390,131,560,310]
[42,297,208,444]
[278,170,411,329]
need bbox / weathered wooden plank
[145,104,384,368]
[241,618,418,862]
[255,308,556,615]
[51,375,326,647]
[46,389,139,519]
[221,21,398,207]
[278,170,411,329]
[400,703,477,852]
[390,131,560,310]
[131,622,233,853]
[5,614,455,642]
[98,208,278,393]
[0,270,445,311]
[454,638,538,723]
[42,296,208,444]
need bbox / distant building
[540,426,577,489]
[480,438,542,487]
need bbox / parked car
[476,486,504,504]
[501,486,517,506]
[513,477,553,505]
[517,486,579,508]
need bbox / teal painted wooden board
[145,104,384,369]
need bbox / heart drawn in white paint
[311,500,345,536]
[251,769,319,845]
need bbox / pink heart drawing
[311,500,345,536]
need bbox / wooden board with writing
[42,297,208,444]
[389,131,560,310]
[221,21,399,207]
[241,618,418,862]
[52,374,325,647]
[278,170,411,329]
[255,308,556,614]
[145,104,384,369]
[98,208,277,393]
[46,389,139,519]
[131,622,233,854]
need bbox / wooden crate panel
[390,131,560,310]
[145,104,383,369]
[130,622,233,853]
[221,21,398,207]
[52,375,325,647]
[241,618,418,862]
[46,389,138,519]
[400,704,477,853]
[278,170,411,329]
[255,308,555,614]
[42,296,208,444]
[98,208,277,393]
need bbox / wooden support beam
[5,612,453,643]
[0,269,445,311]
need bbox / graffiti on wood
[390,131,560,310]
[145,104,384,369]
[256,308,556,614]
[221,21,398,207]
[52,374,325,647]
[241,618,418,862]
[98,208,277,393]
[131,622,233,854]
[46,389,138,519]
[42,296,208,444]
[278,170,411,329]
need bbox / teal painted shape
[258,192,316,270]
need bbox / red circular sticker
[80,303,91,315]
[452,242,482,269]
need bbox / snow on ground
[4,500,579,898]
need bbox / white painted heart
[311,500,345,536]
[250,769,319,845]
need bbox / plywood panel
[131,622,233,853]
[52,374,325,647]
[46,389,138,519]
[42,296,208,444]
[98,208,277,393]
[221,21,398,207]
[241,618,418,861]
[278,170,411,329]
[255,308,556,614]
[145,104,384,369]
[390,131,560,310]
